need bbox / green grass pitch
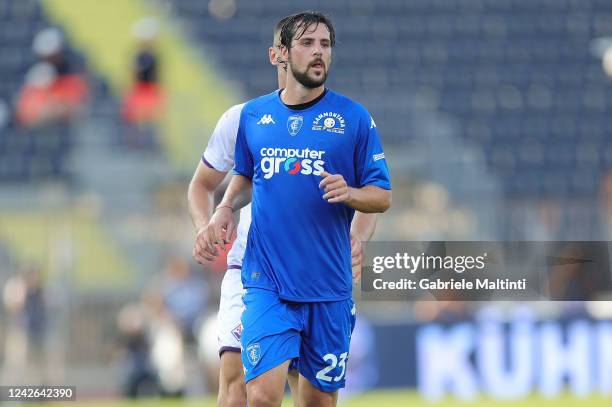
[23,390,611,406]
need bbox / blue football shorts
[241,287,356,393]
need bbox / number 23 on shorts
[316,352,348,383]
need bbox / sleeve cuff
[361,180,392,190]
[201,152,231,172]
[232,168,253,180]
[201,155,217,170]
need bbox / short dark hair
[279,11,335,51]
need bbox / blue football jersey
[233,89,391,301]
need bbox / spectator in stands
[141,256,208,396]
[15,62,58,127]
[1,263,48,384]
[120,17,165,149]
[116,303,159,398]
[148,307,187,397]
[15,28,88,128]
[197,312,221,395]
[2,268,28,384]
[146,257,208,341]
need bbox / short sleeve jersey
[233,89,391,301]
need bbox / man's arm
[351,212,377,242]
[189,103,246,262]
[187,162,227,263]
[205,174,253,249]
[350,212,377,281]
[188,162,227,230]
[217,174,253,214]
[346,185,391,213]
[319,171,391,213]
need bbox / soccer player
[204,11,391,407]
[188,16,378,407]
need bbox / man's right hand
[192,206,236,264]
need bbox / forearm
[187,180,215,230]
[187,162,227,230]
[218,174,253,212]
[345,185,391,213]
[351,212,378,241]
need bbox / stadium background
[0,0,611,405]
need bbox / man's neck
[276,70,285,91]
[281,78,325,105]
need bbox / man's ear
[268,47,277,66]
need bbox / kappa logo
[370,116,377,129]
[246,343,262,366]
[287,115,304,136]
[312,112,345,134]
[257,114,275,125]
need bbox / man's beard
[290,60,328,89]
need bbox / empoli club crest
[287,115,303,136]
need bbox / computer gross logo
[260,147,325,179]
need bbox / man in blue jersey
[205,11,391,407]
[190,16,378,407]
